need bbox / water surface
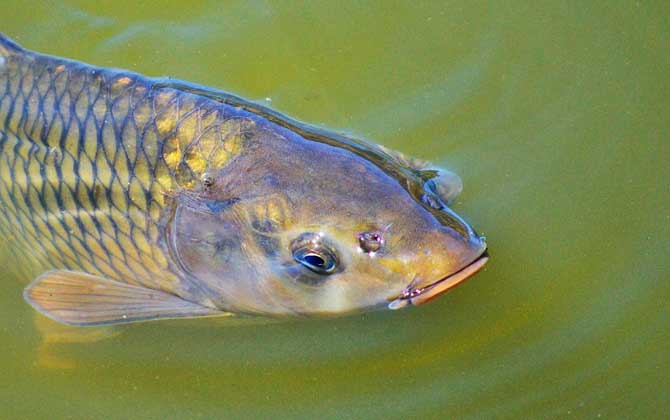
[1,1,668,418]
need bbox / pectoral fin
[24,271,226,326]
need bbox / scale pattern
[0,40,254,290]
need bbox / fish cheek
[168,204,243,281]
[250,217,282,258]
[253,233,281,258]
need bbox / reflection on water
[1,1,669,418]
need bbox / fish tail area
[0,33,24,58]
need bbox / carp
[0,34,487,326]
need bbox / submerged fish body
[0,34,488,326]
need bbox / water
[1,1,669,418]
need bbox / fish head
[167,128,487,316]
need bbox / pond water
[1,1,668,418]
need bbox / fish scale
[0,34,487,326]
[0,37,252,293]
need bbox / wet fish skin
[0,34,487,325]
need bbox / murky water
[1,1,668,418]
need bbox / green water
[1,1,669,418]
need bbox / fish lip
[388,250,489,309]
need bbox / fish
[0,33,488,327]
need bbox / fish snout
[388,233,488,310]
[431,225,487,274]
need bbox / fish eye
[358,231,383,253]
[294,250,336,274]
[291,233,338,275]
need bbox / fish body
[0,34,488,326]
[0,35,260,298]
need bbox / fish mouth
[388,250,489,310]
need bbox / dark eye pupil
[295,250,336,274]
[303,254,325,267]
[291,233,339,275]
